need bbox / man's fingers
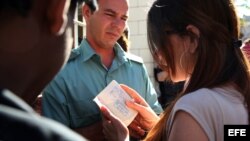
[101,106,126,127]
[100,106,120,122]
[100,106,110,120]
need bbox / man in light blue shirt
[42,0,163,140]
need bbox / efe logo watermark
[224,125,249,141]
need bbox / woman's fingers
[126,100,148,113]
[120,84,148,106]
[128,122,145,136]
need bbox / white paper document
[93,80,138,126]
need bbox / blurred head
[147,0,244,89]
[0,0,92,104]
[117,27,130,52]
[82,0,129,49]
[241,38,250,60]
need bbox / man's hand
[101,106,129,141]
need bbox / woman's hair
[146,0,250,140]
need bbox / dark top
[0,89,87,141]
[154,67,185,109]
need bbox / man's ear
[47,0,71,35]
[82,4,93,23]
[186,25,200,54]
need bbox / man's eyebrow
[104,9,128,19]
[104,9,116,14]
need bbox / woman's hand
[100,106,129,141]
[100,84,160,140]
[121,85,160,137]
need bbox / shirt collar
[80,39,97,62]
[79,38,129,64]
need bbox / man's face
[86,0,129,49]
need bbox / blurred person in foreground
[0,0,98,140]
[100,0,250,140]
[42,0,162,140]
[241,38,250,61]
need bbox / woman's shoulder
[176,86,243,107]
[169,87,247,141]
[175,88,217,106]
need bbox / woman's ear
[47,0,70,35]
[186,25,200,54]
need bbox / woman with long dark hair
[100,0,250,140]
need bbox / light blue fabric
[42,39,163,128]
